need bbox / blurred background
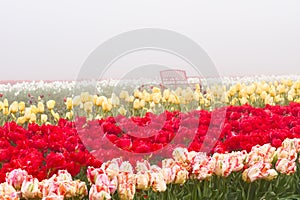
[0,0,299,80]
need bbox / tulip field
[2,76,300,199]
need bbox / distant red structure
[160,69,201,90]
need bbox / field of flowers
[1,76,300,199]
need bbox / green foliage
[108,170,300,200]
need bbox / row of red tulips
[77,102,300,162]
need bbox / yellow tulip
[29,113,36,123]
[118,107,127,115]
[72,96,81,107]
[2,107,9,115]
[143,92,151,102]
[168,93,178,104]
[274,95,283,103]
[250,94,256,103]
[152,87,161,94]
[30,105,39,114]
[134,90,142,99]
[163,89,170,100]
[168,94,175,104]
[102,100,112,112]
[277,84,286,94]
[230,97,238,106]
[183,89,193,102]
[133,99,140,109]
[3,99,8,108]
[66,97,73,110]
[37,102,45,113]
[256,86,262,95]
[269,87,276,97]
[171,93,180,104]
[288,88,295,96]
[125,96,134,103]
[246,85,255,95]
[152,93,161,104]
[80,92,90,103]
[236,82,242,92]
[262,83,270,93]
[149,102,155,108]
[46,100,56,110]
[264,95,274,105]
[240,97,248,105]
[286,79,293,87]
[200,99,205,105]
[140,99,146,108]
[229,86,236,96]
[18,101,25,112]
[119,91,129,99]
[95,97,101,106]
[24,108,31,120]
[96,96,107,106]
[111,93,120,106]
[17,116,26,125]
[260,91,267,100]
[41,114,48,123]
[295,81,300,90]
[195,83,201,91]
[93,95,98,105]
[66,111,73,120]
[88,95,93,102]
[84,102,93,113]
[0,101,3,111]
[221,94,229,103]
[9,101,18,113]
[52,112,60,121]
[204,99,211,107]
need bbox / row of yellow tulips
[0,79,300,125]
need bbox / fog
[0,0,299,80]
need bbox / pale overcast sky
[0,0,299,80]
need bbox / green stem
[247,183,252,200]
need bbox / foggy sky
[0,0,299,80]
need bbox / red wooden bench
[160,69,201,90]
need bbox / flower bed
[1,77,300,126]
[1,77,300,199]
[1,102,300,199]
